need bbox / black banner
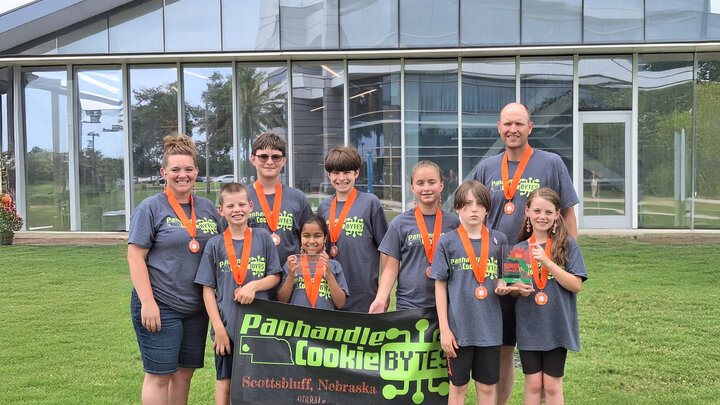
[231,299,449,404]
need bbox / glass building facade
[1,0,719,231]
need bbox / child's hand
[213,327,231,356]
[440,328,459,358]
[368,299,387,314]
[495,279,513,296]
[514,282,535,297]
[530,242,551,266]
[235,283,257,304]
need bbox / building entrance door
[579,111,632,228]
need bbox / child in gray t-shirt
[431,180,513,404]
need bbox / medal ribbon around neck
[254,181,282,232]
[329,188,358,244]
[528,233,552,290]
[223,227,253,286]
[164,187,197,240]
[414,206,443,266]
[501,146,534,202]
[300,255,325,308]
[457,224,490,285]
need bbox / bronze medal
[188,239,200,253]
[475,285,488,300]
[426,266,432,279]
[504,202,515,215]
[271,232,281,245]
[535,291,548,306]
[330,244,338,258]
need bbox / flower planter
[0,232,13,245]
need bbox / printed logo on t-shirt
[449,256,500,279]
[218,255,267,278]
[489,177,541,197]
[165,216,218,234]
[250,210,295,232]
[293,275,332,300]
[326,216,365,238]
[406,232,444,246]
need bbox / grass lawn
[0,236,718,404]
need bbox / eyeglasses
[254,154,284,163]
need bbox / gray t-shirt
[128,192,221,314]
[194,227,282,341]
[316,191,389,313]
[430,228,508,347]
[474,149,579,245]
[513,237,588,351]
[247,183,313,266]
[281,259,349,310]
[378,208,461,310]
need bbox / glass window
[348,61,402,213]
[58,19,108,54]
[165,0,221,52]
[646,0,706,42]
[461,0,519,46]
[76,68,125,231]
[520,57,574,174]
[583,0,643,43]
[222,0,279,50]
[637,54,693,228]
[404,60,458,208]
[109,0,164,53]
[1,67,15,197]
[22,69,70,231]
[18,38,58,56]
[280,0,339,50]
[291,62,344,205]
[578,56,632,111]
[522,0,581,45]
[129,66,179,208]
[182,64,233,205]
[237,63,289,186]
[462,59,516,182]
[340,0,398,49]
[400,0,458,47]
[695,54,720,228]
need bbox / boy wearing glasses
[247,133,312,272]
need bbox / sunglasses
[254,154,284,163]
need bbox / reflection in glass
[18,39,58,56]
[1,67,15,198]
[280,0,339,49]
[400,0,458,47]
[223,0,279,50]
[292,62,344,203]
[348,61,402,212]
[129,66,179,208]
[578,56,632,111]
[237,64,288,185]
[520,57,574,174]
[340,0,398,49]
[583,122,625,216]
[462,59,516,181]
[404,60,458,208]
[165,0,221,52]
[77,68,125,231]
[183,65,232,204]
[461,0,519,46]
[638,54,693,228]
[522,0,581,45]
[109,0,164,53]
[690,55,720,228]
[58,19,108,54]
[645,1,706,42]
[583,0,643,43]
[22,69,70,231]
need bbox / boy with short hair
[247,133,313,267]
[195,183,282,405]
[316,146,388,312]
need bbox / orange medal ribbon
[164,188,197,249]
[528,234,552,290]
[254,181,282,233]
[223,227,253,286]
[300,255,325,308]
[329,188,358,244]
[415,206,443,266]
[501,146,534,202]
[457,224,490,285]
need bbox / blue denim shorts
[131,290,209,375]
[214,339,234,380]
